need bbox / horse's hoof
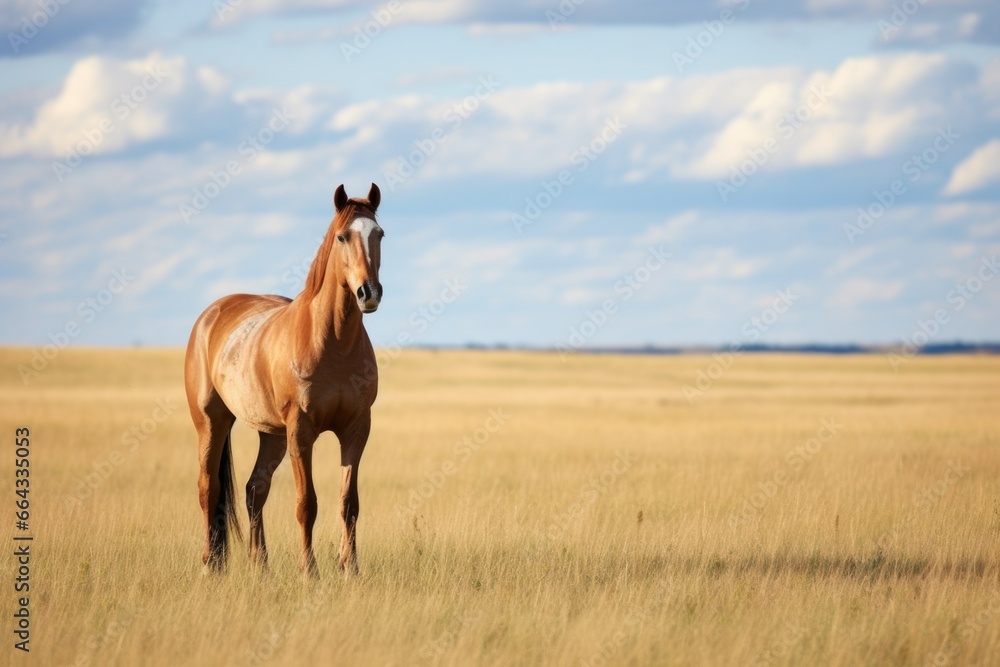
[202,557,226,576]
[301,560,320,579]
[339,560,361,579]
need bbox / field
[1,347,998,666]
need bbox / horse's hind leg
[247,432,287,568]
[194,399,237,572]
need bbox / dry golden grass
[0,347,998,666]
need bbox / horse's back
[189,293,289,348]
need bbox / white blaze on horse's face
[340,216,383,314]
[350,217,380,265]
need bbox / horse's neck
[295,275,364,356]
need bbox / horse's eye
[337,234,346,244]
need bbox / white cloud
[0,53,348,190]
[879,10,984,47]
[828,278,904,308]
[825,246,875,276]
[944,138,1000,196]
[637,211,699,246]
[949,243,977,259]
[561,287,599,305]
[0,53,238,159]
[687,53,977,178]
[412,238,525,286]
[4,51,991,192]
[315,53,992,186]
[675,248,765,282]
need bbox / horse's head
[332,183,384,314]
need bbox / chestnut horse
[184,183,384,577]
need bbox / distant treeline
[441,342,1000,355]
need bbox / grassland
[0,347,998,666]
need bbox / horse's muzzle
[356,282,382,313]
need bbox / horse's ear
[334,184,348,212]
[367,183,380,212]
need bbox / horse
[183,183,384,577]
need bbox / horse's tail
[214,431,243,552]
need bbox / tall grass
[0,348,997,666]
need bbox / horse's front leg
[338,413,370,576]
[287,413,320,577]
[246,431,287,569]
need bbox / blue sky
[1,0,998,349]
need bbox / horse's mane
[301,199,377,301]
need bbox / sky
[1,0,998,350]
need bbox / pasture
[1,347,998,666]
